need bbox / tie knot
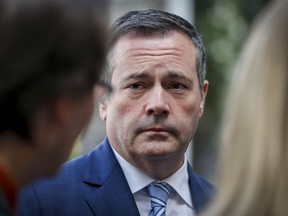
[148,182,172,208]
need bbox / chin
[141,149,176,161]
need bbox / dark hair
[106,9,206,91]
[0,0,108,139]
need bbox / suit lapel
[188,164,214,215]
[82,138,140,216]
[79,139,213,215]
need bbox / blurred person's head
[99,9,208,179]
[203,0,288,215]
[0,0,109,187]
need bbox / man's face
[100,31,208,167]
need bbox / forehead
[111,31,197,78]
[112,30,195,56]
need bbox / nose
[145,86,170,116]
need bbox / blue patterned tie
[147,182,172,216]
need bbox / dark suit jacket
[17,138,214,216]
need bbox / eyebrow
[165,71,192,82]
[122,71,150,82]
[122,70,192,82]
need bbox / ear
[199,80,209,117]
[99,102,107,121]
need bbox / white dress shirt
[112,148,194,216]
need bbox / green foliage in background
[193,0,270,181]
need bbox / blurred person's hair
[203,1,288,215]
[105,9,207,93]
[0,0,107,140]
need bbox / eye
[129,83,143,89]
[170,83,186,89]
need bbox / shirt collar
[112,147,193,208]
[112,147,153,193]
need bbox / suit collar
[82,138,118,185]
[80,138,213,215]
[188,164,214,214]
[82,138,140,216]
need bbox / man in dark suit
[17,9,213,216]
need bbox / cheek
[177,100,201,131]
[180,99,201,118]
[106,100,137,133]
[107,98,137,121]
[106,100,140,146]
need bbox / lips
[135,123,179,137]
[142,127,170,133]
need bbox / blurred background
[72,0,270,183]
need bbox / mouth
[141,127,171,134]
[135,123,179,138]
